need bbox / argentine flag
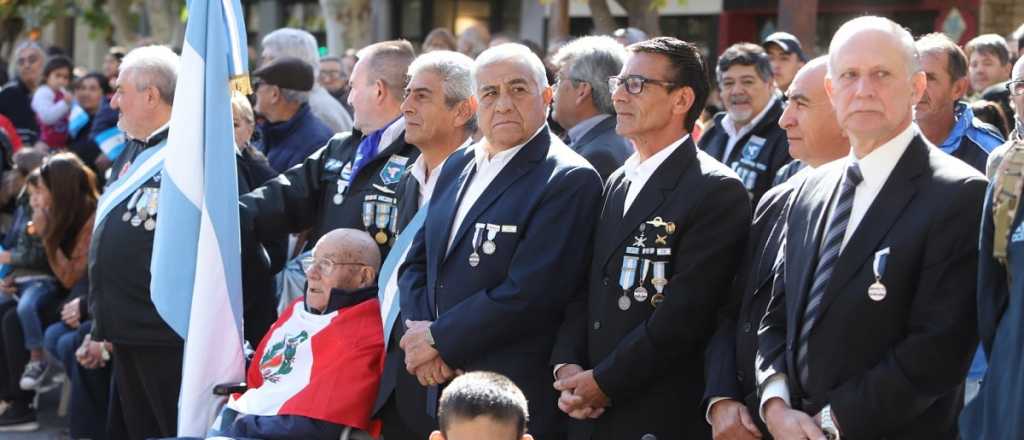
[149,0,250,435]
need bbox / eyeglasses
[608,75,679,95]
[555,75,585,87]
[319,70,345,80]
[302,256,366,277]
[1008,80,1024,97]
[16,55,40,66]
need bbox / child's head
[430,372,533,440]
[42,55,73,90]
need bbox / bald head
[317,228,382,273]
[780,57,849,167]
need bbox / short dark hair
[43,55,73,80]
[628,36,711,132]
[965,34,1011,66]
[438,372,529,437]
[915,33,968,81]
[75,71,113,95]
[356,40,416,102]
[716,42,774,85]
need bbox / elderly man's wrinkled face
[720,64,773,128]
[110,70,154,139]
[304,242,367,311]
[779,63,846,166]
[319,59,347,93]
[969,51,1011,94]
[827,29,924,143]
[16,47,44,87]
[475,60,552,150]
[401,69,469,147]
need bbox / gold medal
[375,231,388,244]
[868,281,887,301]
[665,222,676,235]
[651,293,665,307]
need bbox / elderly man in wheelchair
[209,228,385,440]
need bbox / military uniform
[698,98,791,206]
[240,120,419,258]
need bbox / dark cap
[761,32,807,62]
[252,56,314,91]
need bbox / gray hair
[408,50,478,132]
[551,36,626,115]
[262,28,321,75]
[473,43,549,92]
[119,45,179,106]
[828,16,921,78]
[278,88,310,105]
[8,40,44,81]
[915,33,968,81]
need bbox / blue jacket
[259,103,334,173]
[939,101,1004,173]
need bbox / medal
[651,260,668,304]
[469,223,485,267]
[361,199,375,230]
[619,254,639,311]
[144,218,156,231]
[651,293,665,307]
[655,234,667,245]
[131,216,143,227]
[389,205,399,234]
[333,193,343,205]
[483,224,500,255]
[618,294,632,311]
[645,217,667,228]
[665,222,676,235]
[123,189,142,222]
[634,259,650,301]
[869,247,890,302]
[375,201,391,233]
[375,231,388,244]
[146,187,159,220]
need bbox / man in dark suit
[396,43,604,440]
[371,50,478,439]
[551,37,751,440]
[699,43,791,206]
[756,16,986,440]
[550,36,633,181]
[704,56,850,440]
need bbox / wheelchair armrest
[213,382,248,396]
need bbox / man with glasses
[550,36,632,181]
[551,37,751,440]
[986,58,1024,178]
[0,41,45,145]
[698,43,791,206]
[214,228,385,439]
[319,55,353,114]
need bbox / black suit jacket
[757,134,986,439]
[398,128,604,439]
[553,137,751,439]
[570,116,633,182]
[703,170,803,434]
[698,99,791,207]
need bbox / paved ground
[7,388,69,440]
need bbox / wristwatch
[820,405,840,440]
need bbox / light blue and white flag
[149,0,250,435]
[93,126,125,160]
[67,103,89,138]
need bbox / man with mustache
[698,43,791,206]
[914,33,1004,173]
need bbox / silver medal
[122,211,132,222]
[469,252,480,267]
[131,216,143,227]
[333,193,343,205]
[144,218,156,231]
[618,294,631,311]
[482,224,500,255]
[482,241,496,255]
[633,286,649,302]
[868,282,887,301]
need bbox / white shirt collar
[567,114,611,144]
[722,96,778,140]
[473,124,546,168]
[623,134,690,183]
[137,121,170,143]
[849,122,916,187]
[411,137,473,202]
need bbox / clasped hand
[552,364,610,420]
[400,319,459,387]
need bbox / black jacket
[553,138,751,439]
[698,99,791,206]
[0,78,39,145]
[240,126,419,260]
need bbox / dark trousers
[66,322,113,439]
[380,395,434,440]
[111,343,183,439]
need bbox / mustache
[729,96,751,105]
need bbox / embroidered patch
[742,136,767,161]
[1012,221,1024,243]
[379,155,410,185]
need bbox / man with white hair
[87,45,185,438]
[0,41,45,144]
[756,16,986,439]
[261,28,353,133]
[396,43,604,439]
[551,36,633,181]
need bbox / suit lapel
[815,136,927,320]
[444,129,551,263]
[424,152,473,306]
[785,170,841,341]
[596,138,697,270]
[571,116,616,150]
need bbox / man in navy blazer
[395,43,604,440]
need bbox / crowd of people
[0,13,1021,440]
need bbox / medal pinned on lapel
[123,189,142,222]
[868,247,890,302]
[651,261,668,307]
[375,200,392,244]
[618,254,639,311]
[469,223,485,267]
[634,259,650,302]
[483,224,500,255]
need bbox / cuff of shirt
[759,374,790,422]
[553,363,567,380]
[706,397,732,425]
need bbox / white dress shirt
[447,126,545,253]
[757,122,917,422]
[720,96,778,162]
[621,135,689,215]
[409,138,472,209]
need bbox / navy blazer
[570,116,633,182]
[398,127,604,438]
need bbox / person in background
[67,72,113,179]
[0,41,45,145]
[761,31,807,93]
[430,372,535,440]
[319,55,351,111]
[423,28,458,53]
[102,47,126,92]
[261,28,354,134]
[31,55,74,151]
[457,24,490,59]
[966,34,1013,96]
[972,99,1012,139]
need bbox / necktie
[797,162,863,390]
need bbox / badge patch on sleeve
[1012,221,1024,243]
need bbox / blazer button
[602,277,610,287]
[737,371,745,382]
[593,321,601,330]
[743,322,752,333]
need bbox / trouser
[14,278,58,351]
[0,297,58,403]
[380,395,434,440]
[67,322,112,439]
[111,343,183,439]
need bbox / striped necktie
[797,162,863,390]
